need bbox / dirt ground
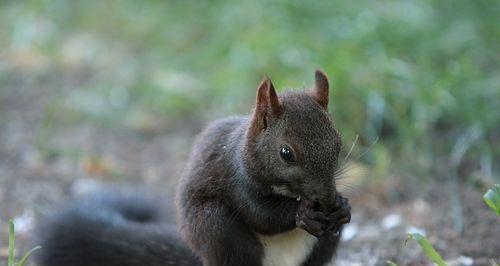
[0,71,499,266]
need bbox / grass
[0,2,498,265]
[391,186,500,266]
[6,220,41,266]
[1,1,499,188]
[483,184,500,216]
[406,232,447,266]
[0,2,498,264]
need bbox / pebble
[13,209,35,236]
[446,255,474,266]
[342,224,359,241]
[381,213,402,230]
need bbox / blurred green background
[1,0,499,191]
[1,0,499,264]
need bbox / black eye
[280,146,295,163]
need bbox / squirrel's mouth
[271,185,301,201]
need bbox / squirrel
[34,70,351,266]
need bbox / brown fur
[34,70,350,266]
[177,70,350,266]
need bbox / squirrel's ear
[267,79,283,116]
[311,70,329,109]
[251,78,283,134]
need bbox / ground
[0,69,498,266]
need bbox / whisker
[334,136,379,180]
[334,162,352,177]
[334,162,354,178]
[351,136,379,163]
[335,166,373,181]
[336,182,361,196]
[342,134,359,164]
[337,136,379,170]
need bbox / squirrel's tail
[34,190,201,266]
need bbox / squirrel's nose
[304,187,335,208]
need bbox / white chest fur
[258,228,317,266]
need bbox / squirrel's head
[244,70,342,208]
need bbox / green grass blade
[407,233,447,266]
[14,246,42,266]
[387,260,398,266]
[8,219,15,266]
[483,184,500,216]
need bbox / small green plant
[483,184,500,216]
[391,186,500,266]
[406,233,447,266]
[6,219,41,266]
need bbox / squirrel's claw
[296,193,351,238]
[325,195,351,234]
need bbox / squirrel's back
[178,115,248,201]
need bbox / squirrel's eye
[280,146,295,163]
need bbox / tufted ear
[249,78,283,136]
[310,70,329,109]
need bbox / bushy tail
[34,191,201,266]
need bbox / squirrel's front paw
[296,200,328,237]
[324,194,351,236]
[295,194,351,238]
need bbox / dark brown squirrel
[34,70,351,266]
